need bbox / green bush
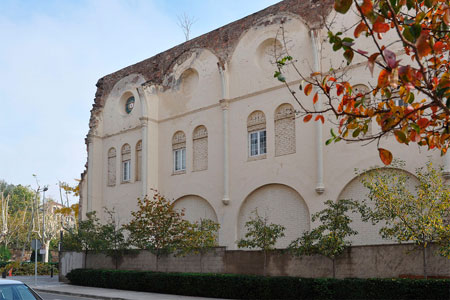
[0,246,11,261]
[1,262,58,276]
[66,269,450,300]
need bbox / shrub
[66,269,450,300]
[1,262,58,276]
[0,246,11,261]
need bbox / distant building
[80,0,445,249]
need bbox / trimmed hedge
[66,268,450,300]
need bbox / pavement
[7,276,226,300]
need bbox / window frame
[173,148,186,172]
[122,160,131,182]
[248,129,267,157]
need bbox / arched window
[107,148,116,186]
[121,144,131,183]
[247,111,267,157]
[193,126,208,171]
[172,131,186,172]
[135,140,142,181]
[274,103,295,156]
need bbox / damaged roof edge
[91,0,333,113]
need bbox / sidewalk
[9,276,226,300]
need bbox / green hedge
[1,262,58,276]
[66,269,450,300]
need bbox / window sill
[275,150,296,157]
[248,154,266,162]
[121,180,131,184]
[172,170,186,176]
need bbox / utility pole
[42,186,48,262]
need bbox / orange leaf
[360,0,373,15]
[444,8,450,26]
[315,115,325,124]
[416,31,432,58]
[373,22,390,33]
[354,22,368,38]
[378,148,393,165]
[313,93,319,104]
[303,115,313,123]
[304,84,313,96]
[377,69,391,88]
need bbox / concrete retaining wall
[60,244,450,280]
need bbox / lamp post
[42,186,48,262]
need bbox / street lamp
[42,186,48,262]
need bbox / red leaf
[315,115,325,124]
[378,148,393,165]
[383,49,397,69]
[418,118,429,128]
[304,84,313,96]
[336,84,344,96]
[367,53,380,76]
[303,115,313,123]
[313,93,319,104]
[433,41,444,53]
[373,22,390,33]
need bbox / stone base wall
[60,244,450,281]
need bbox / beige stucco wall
[80,7,444,251]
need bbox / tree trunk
[200,252,203,273]
[423,246,428,279]
[332,257,336,279]
[44,240,50,263]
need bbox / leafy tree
[125,191,189,271]
[359,160,450,278]
[179,218,220,272]
[62,211,107,267]
[289,199,359,278]
[101,208,128,269]
[276,0,450,164]
[237,209,285,276]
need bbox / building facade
[80,0,448,250]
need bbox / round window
[125,96,135,114]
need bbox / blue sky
[0,0,279,202]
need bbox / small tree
[289,199,359,278]
[101,208,128,269]
[237,209,285,276]
[125,191,188,271]
[360,161,450,279]
[179,218,220,272]
[177,12,197,41]
[62,211,106,267]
